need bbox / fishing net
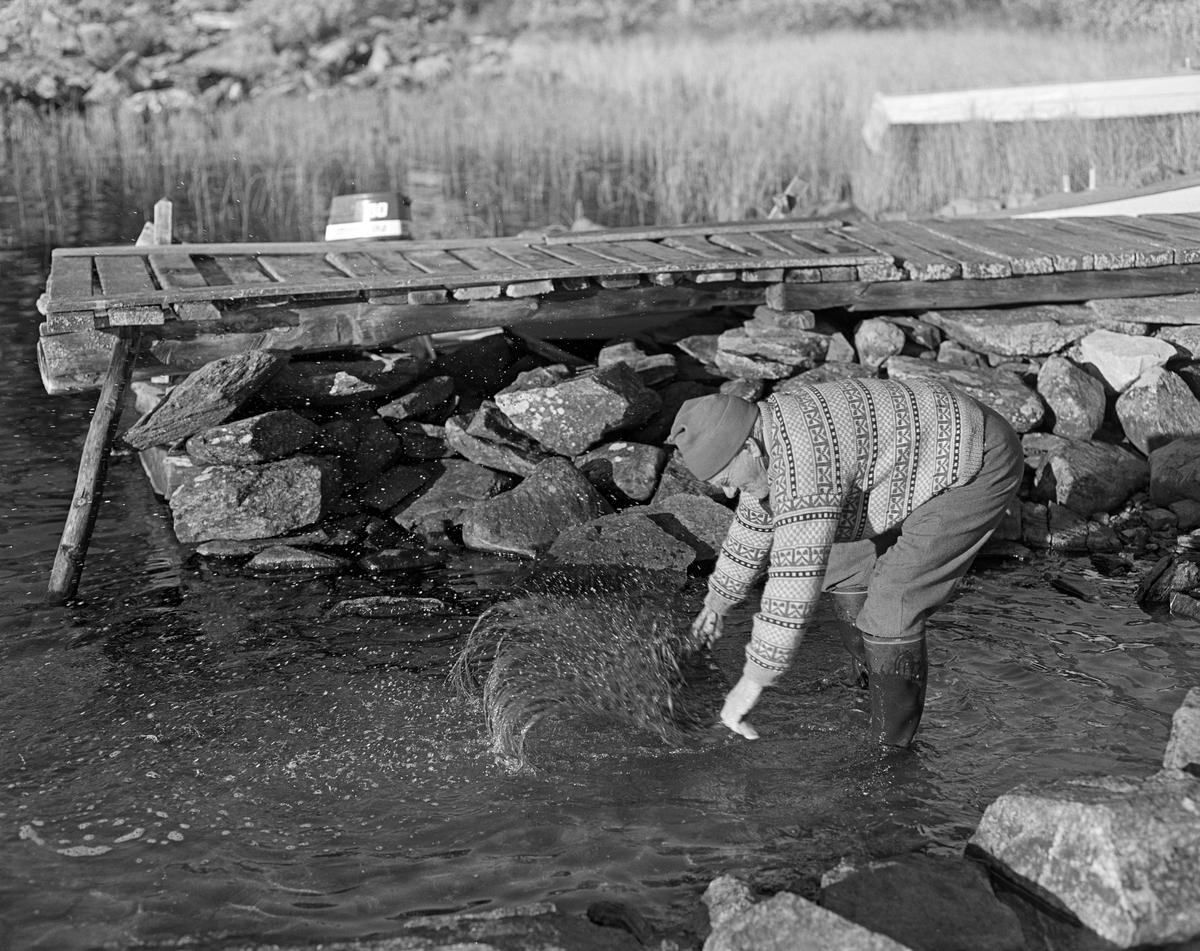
[450,568,728,764]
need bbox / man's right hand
[691,607,724,647]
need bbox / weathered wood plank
[201,254,274,285]
[257,253,354,285]
[540,218,842,245]
[767,262,1200,312]
[576,241,674,269]
[976,219,1094,271]
[148,252,210,290]
[1031,219,1146,269]
[1099,217,1187,265]
[1124,216,1200,264]
[326,249,427,280]
[731,230,893,268]
[450,246,537,272]
[95,256,158,295]
[402,247,483,276]
[491,243,583,271]
[871,220,1012,279]
[920,219,1055,275]
[48,256,96,301]
[837,220,959,280]
[537,243,644,271]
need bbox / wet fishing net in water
[450,569,728,763]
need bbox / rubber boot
[828,587,869,690]
[861,630,928,748]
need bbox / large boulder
[1115,367,1200,455]
[883,356,1045,433]
[1035,355,1105,440]
[547,511,696,571]
[392,460,516,536]
[1149,437,1200,506]
[920,304,1093,356]
[968,771,1200,948]
[460,458,612,557]
[702,875,912,951]
[574,441,666,503]
[1077,330,1176,394]
[819,854,1024,951]
[494,363,661,456]
[170,455,340,543]
[1030,439,1149,516]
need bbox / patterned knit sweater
[703,377,987,687]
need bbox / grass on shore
[2,25,1197,247]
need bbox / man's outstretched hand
[720,675,762,739]
[691,606,725,647]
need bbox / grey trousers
[821,404,1024,640]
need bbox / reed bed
[0,25,1193,248]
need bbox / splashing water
[451,572,728,764]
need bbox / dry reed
[0,25,1192,249]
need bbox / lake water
[1,220,1198,950]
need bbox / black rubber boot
[828,587,869,690]
[861,630,928,748]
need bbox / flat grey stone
[1116,367,1200,455]
[185,410,318,465]
[461,457,612,557]
[1036,355,1105,440]
[598,340,676,386]
[647,493,735,562]
[357,547,447,573]
[327,596,448,618]
[937,339,988,367]
[969,771,1200,948]
[255,348,431,408]
[773,362,875,395]
[376,375,455,421]
[445,412,551,478]
[356,462,438,512]
[1154,325,1200,358]
[495,363,661,456]
[245,545,351,574]
[884,356,1045,433]
[170,455,340,544]
[547,511,695,571]
[716,326,829,379]
[921,304,1093,356]
[1086,293,1200,325]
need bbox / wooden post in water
[46,200,171,602]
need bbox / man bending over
[668,378,1022,748]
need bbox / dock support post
[47,328,142,603]
[46,198,170,603]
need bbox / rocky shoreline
[116,289,1200,950]
[1,0,510,115]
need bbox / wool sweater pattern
[703,377,987,686]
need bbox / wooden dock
[38,212,1200,392]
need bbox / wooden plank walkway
[36,213,1200,395]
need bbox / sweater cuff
[704,587,740,616]
[742,653,784,687]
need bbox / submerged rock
[170,455,340,543]
[1163,686,1200,774]
[819,854,1024,951]
[246,545,351,574]
[327,595,448,618]
[968,771,1200,948]
[358,547,447,573]
[703,875,912,951]
[460,457,612,557]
